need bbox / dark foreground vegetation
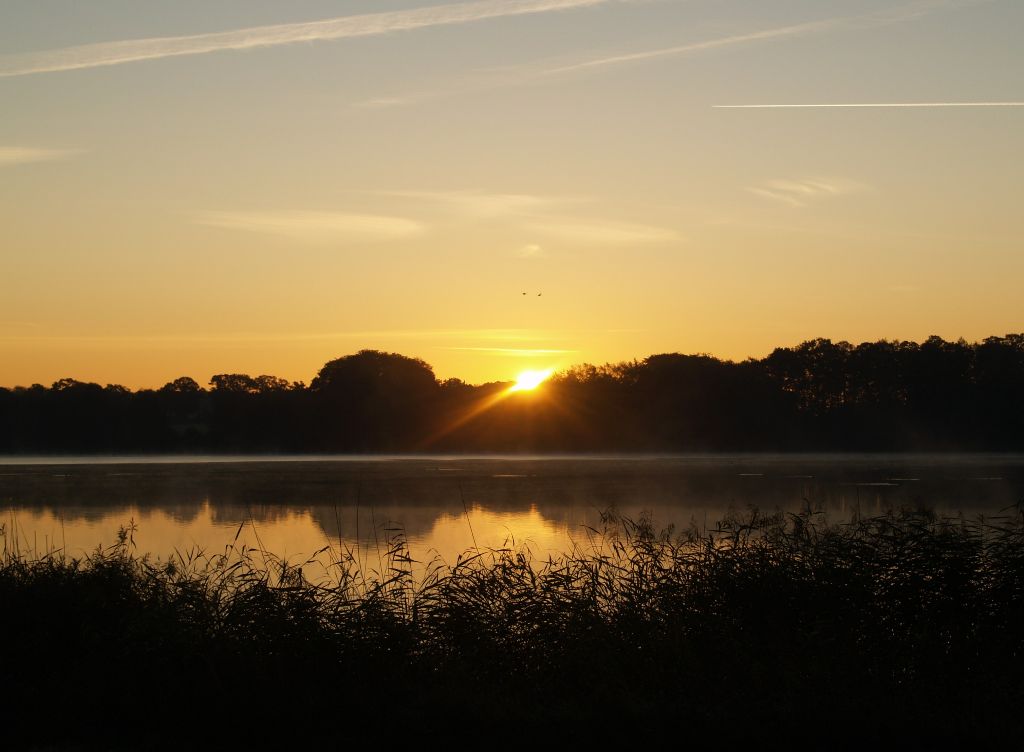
[4,505,1024,745]
[2,334,1024,453]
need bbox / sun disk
[510,369,553,392]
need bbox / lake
[3,454,1023,581]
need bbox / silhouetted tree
[209,374,260,393]
[2,335,1023,453]
[311,350,439,450]
[161,377,202,393]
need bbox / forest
[2,335,1023,453]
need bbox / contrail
[357,20,843,108]
[0,0,615,78]
[0,147,81,166]
[544,19,839,75]
[714,102,1024,108]
[357,0,991,108]
[548,0,991,76]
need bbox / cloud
[518,243,545,258]
[369,189,665,250]
[549,0,983,74]
[445,347,578,356]
[355,22,836,108]
[527,219,679,244]
[0,147,81,166]
[543,19,840,76]
[358,0,989,108]
[195,210,424,243]
[747,178,866,208]
[0,0,616,78]
[0,328,555,346]
[374,190,576,218]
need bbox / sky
[1,0,1022,388]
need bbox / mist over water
[3,455,1023,581]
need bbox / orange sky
[2,0,1022,388]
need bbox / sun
[510,369,553,392]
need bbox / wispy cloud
[0,0,617,78]
[445,347,578,356]
[358,0,988,108]
[543,19,840,76]
[527,219,679,244]
[716,102,1024,108]
[0,328,556,346]
[355,22,834,108]
[195,211,424,243]
[548,0,986,74]
[0,147,81,166]
[373,190,579,218]
[518,243,545,258]
[747,178,866,208]
[370,189,666,251]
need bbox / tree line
[1,335,1023,453]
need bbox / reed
[3,503,1024,744]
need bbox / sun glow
[510,369,553,392]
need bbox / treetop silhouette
[1,335,1022,453]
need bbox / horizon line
[4,332,1023,391]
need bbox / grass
[3,503,1024,746]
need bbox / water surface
[3,454,1022,581]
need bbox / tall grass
[3,503,1024,744]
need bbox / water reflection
[426,504,565,561]
[3,455,1023,583]
[3,501,572,584]
[4,501,323,561]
